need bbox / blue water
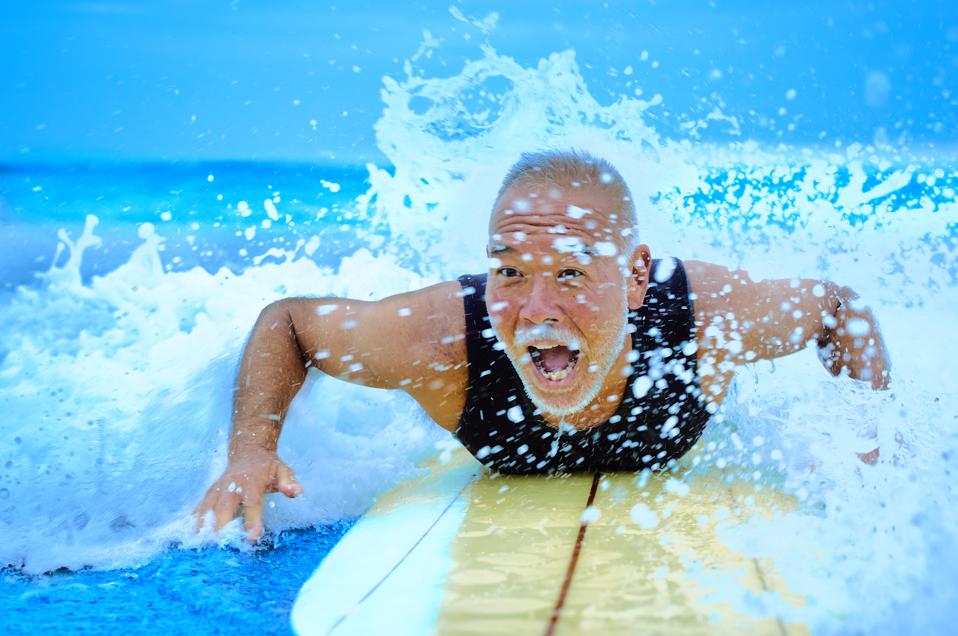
[0,162,371,289]
[1,523,352,635]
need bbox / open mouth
[528,345,580,382]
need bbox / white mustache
[514,324,580,351]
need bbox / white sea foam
[1,38,957,633]
[0,224,446,573]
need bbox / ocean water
[3,38,958,636]
[0,524,352,635]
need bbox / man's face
[486,182,648,418]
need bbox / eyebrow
[489,243,597,257]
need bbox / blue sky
[2,0,955,163]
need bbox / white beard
[494,309,630,419]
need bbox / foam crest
[362,46,668,273]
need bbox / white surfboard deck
[291,449,808,635]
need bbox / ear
[626,244,652,310]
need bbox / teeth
[528,345,579,382]
[542,366,572,381]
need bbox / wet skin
[195,183,891,541]
[484,184,651,428]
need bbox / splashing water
[1,41,957,634]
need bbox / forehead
[489,182,625,249]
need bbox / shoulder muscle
[281,280,468,391]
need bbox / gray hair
[494,149,638,245]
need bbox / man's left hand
[817,288,891,390]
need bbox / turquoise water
[2,7,958,635]
[1,524,352,635]
[0,162,370,289]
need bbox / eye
[496,266,522,278]
[557,268,584,282]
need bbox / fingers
[858,448,880,465]
[243,490,265,543]
[873,334,892,390]
[194,480,264,540]
[194,488,218,532]
[871,358,891,390]
[274,462,304,498]
[214,487,242,532]
[196,455,302,539]
[817,341,842,376]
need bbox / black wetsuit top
[456,258,710,475]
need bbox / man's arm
[194,281,468,541]
[685,260,891,392]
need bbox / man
[195,150,890,542]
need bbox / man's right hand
[194,448,303,542]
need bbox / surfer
[195,150,890,541]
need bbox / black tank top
[456,258,710,475]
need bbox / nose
[518,274,561,325]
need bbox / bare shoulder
[680,260,746,402]
[682,259,754,318]
[376,280,470,430]
[372,280,469,366]
[279,279,468,389]
[277,279,471,431]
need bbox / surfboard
[291,449,809,635]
